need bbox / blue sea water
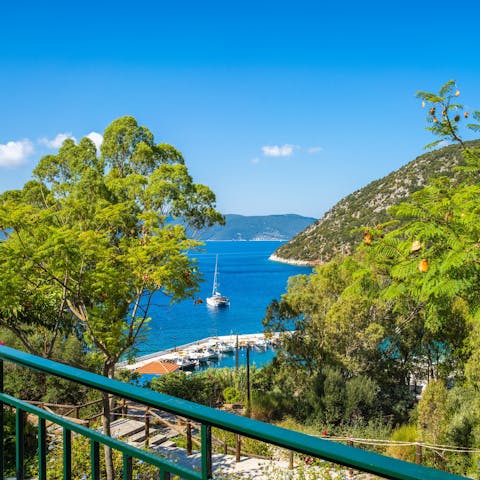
[138,241,311,368]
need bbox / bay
[138,241,312,363]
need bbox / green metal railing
[0,345,469,480]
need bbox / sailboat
[206,254,230,308]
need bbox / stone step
[127,429,148,443]
[110,419,145,438]
[158,440,176,448]
[148,433,167,445]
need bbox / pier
[117,332,282,372]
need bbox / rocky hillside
[198,214,316,241]
[272,141,480,265]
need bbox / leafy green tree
[263,83,480,438]
[263,253,416,424]
[0,116,223,479]
[417,379,448,445]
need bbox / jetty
[117,332,283,373]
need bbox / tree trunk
[102,361,115,480]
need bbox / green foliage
[222,386,242,403]
[3,409,37,477]
[46,434,158,480]
[0,327,97,404]
[274,140,480,264]
[259,84,480,479]
[250,390,289,422]
[0,116,223,377]
[212,427,273,458]
[386,424,418,462]
[149,368,246,407]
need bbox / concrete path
[153,445,292,479]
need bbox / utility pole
[235,334,239,371]
[246,344,251,418]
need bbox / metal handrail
[0,345,469,480]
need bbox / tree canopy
[0,115,224,373]
[262,82,480,476]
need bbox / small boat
[214,342,235,354]
[206,255,230,308]
[174,356,198,371]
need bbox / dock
[117,332,283,372]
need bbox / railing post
[63,427,72,480]
[347,439,354,479]
[91,440,100,480]
[38,418,47,480]
[16,407,25,480]
[123,453,132,480]
[235,434,241,462]
[122,398,127,417]
[0,359,4,480]
[145,409,150,447]
[160,469,171,480]
[416,442,423,464]
[201,424,212,480]
[289,450,294,470]
[186,421,192,455]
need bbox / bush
[223,386,242,403]
[46,435,158,480]
[386,424,418,462]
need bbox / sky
[1,1,480,218]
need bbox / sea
[138,241,312,370]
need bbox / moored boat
[206,255,230,308]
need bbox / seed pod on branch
[364,231,372,245]
[410,240,422,253]
[418,258,429,273]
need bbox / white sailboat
[206,255,230,308]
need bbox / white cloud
[86,131,103,150]
[261,144,296,157]
[39,132,76,149]
[307,146,323,154]
[0,139,34,167]
[250,157,261,164]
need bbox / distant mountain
[272,140,480,265]
[198,214,316,241]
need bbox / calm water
[138,242,311,365]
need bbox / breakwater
[118,332,283,372]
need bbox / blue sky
[1,1,479,217]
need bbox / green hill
[272,141,480,265]
[198,214,316,241]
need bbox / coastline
[268,253,318,267]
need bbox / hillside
[272,141,480,265]
[198,214,316,241]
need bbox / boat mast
[212,254,219,296]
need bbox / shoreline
[268,253,318,267]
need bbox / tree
[262,82,480,433]
[0,116,223,479]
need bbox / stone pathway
[153,444,291,479]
